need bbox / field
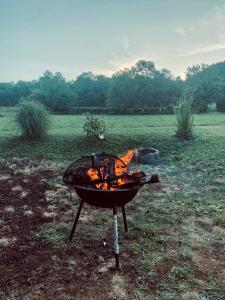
[1,108,225,299]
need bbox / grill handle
[140,174,159,186]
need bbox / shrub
[82,113,106,138]
[175,96,194,139]
[15,100,50,140]
[60,106,175,115]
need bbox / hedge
[54,106,174,115]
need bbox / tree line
[1,60,225,113]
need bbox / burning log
[63,150,159,190]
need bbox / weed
[169,264,193,283]
[38,223,70,245]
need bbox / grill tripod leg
[122,206,128,233]
[69,200,84,241]
[113,205,120,269]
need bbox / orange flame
[86,150,135,190]
[115,150,134,176]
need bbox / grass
[37,223,70,245]
[175,96,194,139]
[14,100,50,139]
[1,107,225,298]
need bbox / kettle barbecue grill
[63,152,159,269]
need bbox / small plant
[175,96,194,139]
[37,223,70,245]
[82,113,106,138]
[15,100,50,140]
[169,265,192,282]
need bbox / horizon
[1,0,225,82]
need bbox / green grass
[0,107,225,161]
[37,223,70,245]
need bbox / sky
[1,0,225,82]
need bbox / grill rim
[71,184,140,192]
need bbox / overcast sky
[1,0,225,82]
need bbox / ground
[0,108,225,299]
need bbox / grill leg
[113,205,120,269]
[69,200,84,241]
[122,206,128,233]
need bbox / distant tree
[108,60,182,112]
[186,64,208,77]
[0,81,35,107]
[216,85,225,112]
[73,72,109,107]
[206,61,225,112]
[2,59,225,115]
[31,71,77,112]
[216,98,225,112]
[107,69,136,110]
[185,64,223,112]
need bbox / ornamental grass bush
[15,100,50,140]
[175,96,194,140]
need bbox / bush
[71,107,109,115]
[175,96,194,139]
[61,106,175,115]
[82,113,106,138]
[15,100,50,140]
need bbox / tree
[0,81,35,106]
[31,71,77,112]
[73,72,109,107]
[108,60,182,112]
[185,64,223,112]
[216,85,225,112]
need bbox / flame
[86,150,135,190]
[115,150,134,176]
[87,168,99,181]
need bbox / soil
[0,159,137,299]
[1,159,225,299]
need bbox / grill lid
[63,153,128,186]
[63,152,159,190]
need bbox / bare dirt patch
[0,159,137,299]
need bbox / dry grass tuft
[24,210,34,216]
[0,237,16,247]
[4,206,15,213]
[43,211,57,218]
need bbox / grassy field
[0,107,225,161]
[1,107,225,299]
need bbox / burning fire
[87,150,135,190]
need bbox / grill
[63,152,159,269]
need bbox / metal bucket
[135,148,160,164]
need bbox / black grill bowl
[74,185,139,208]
